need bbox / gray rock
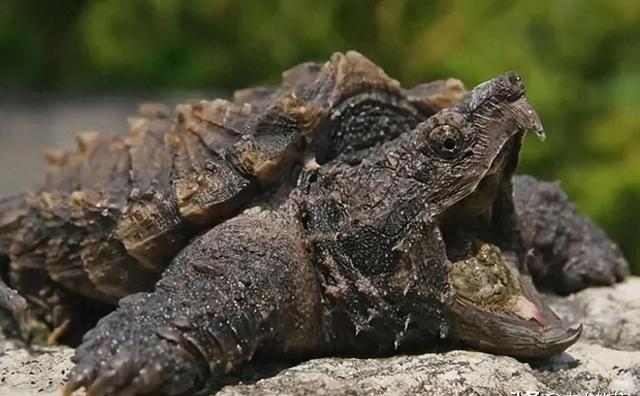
[545,278,640,351]
[0,342,73,396]
[219,342,639,396]
[1,277,639,396]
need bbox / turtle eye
[502,71,525,99]
[424,125,463,159]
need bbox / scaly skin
[66,205,325,395]
[0,52,464,342]
[0,53,627,395]
[64,72,584,396]
[513,175,629,294]
[0,53,626,347]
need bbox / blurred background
[0,0,638,274]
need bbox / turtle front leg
[513,175,629,294]
[64,208,324,396]
[0,271,28,339]
[1,255,55,344]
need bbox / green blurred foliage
[0,0,639,273]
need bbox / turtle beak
[508,97,545,141]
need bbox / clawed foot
[0,278,51,343]
[514,176,630,295]
[64,310,206,396]
[526,224,630,295]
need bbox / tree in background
[1,0,639,272]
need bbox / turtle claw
[65,349,160,396]
[85,354,137,396]
[116,363,164,396]
[63,364,95,396]
[66,347,147,396]
[65,309,203,396]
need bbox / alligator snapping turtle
[0,52,628,395]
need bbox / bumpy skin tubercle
[514,175,629,294]
[65,73,587,395]
[65,207,324,396]
[0,54,628,395]
[0,51,464,342]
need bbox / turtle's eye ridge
[420,124,463,159]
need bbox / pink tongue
[513,296,548,327]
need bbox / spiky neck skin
[301,159,451,354]
[299,134,522,354]
[300,72,580,358]
[298,86,524,353]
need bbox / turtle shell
[0,52,465,338]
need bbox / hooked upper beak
[509,97,546,141]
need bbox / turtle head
[409,72,579,358]
[411,71,544,209]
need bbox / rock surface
[1,278,639,396]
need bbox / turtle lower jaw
[443,241,582,358]
[439,165,581,357]
[445,281,582,359]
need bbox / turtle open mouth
[439,130,582,358]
